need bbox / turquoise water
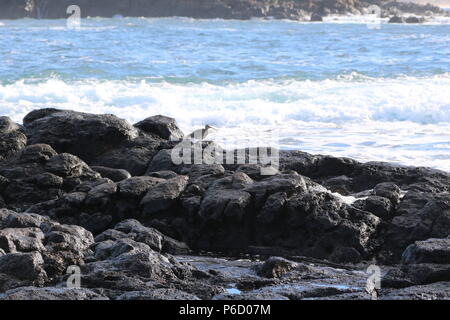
[0,17,449,170]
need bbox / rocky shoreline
[0,109,449,300]
[0,0,445,21]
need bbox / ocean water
[0,17,449,171]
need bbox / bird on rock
[187,125,217,140]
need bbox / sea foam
[0,75,449,171]
[1,75,449,127]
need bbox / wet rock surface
[0,109,449,299]
[24,109,140,163]
[0,286,109,300]
[0,117,27,161]
[135,115,184,141]
[402,238,450,265]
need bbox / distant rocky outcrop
[367,0,444,15]
[0,0,381,20]
[388,15,426,23]
[0,0,445,20]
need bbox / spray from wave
[0,75,449,171]
[1,74,449,127]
